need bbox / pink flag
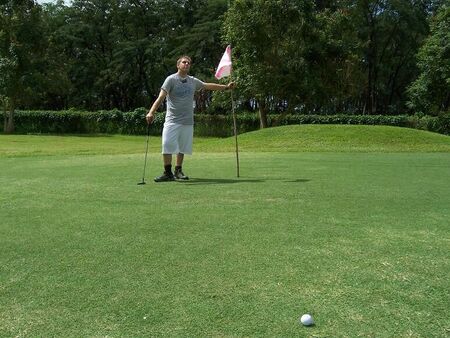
[215,45,232,79]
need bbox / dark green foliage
[224,0,318,127]
[1,0,448,130]
[30,0,228,112]
[4,110,449,136]
[170,0,228,80]
[407,4,450,115]
[269,113,450,135]
[9,109,156,135]
[224,0,440,120]
[0,0,46,132]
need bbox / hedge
[2,109,449,136]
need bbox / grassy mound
[199,125,450,152]
[1,125,449,157]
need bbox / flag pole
[215,44,239,177]
[230,83,240,178]
[229,44,239,178]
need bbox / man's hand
[226,82,236,90]
[146,112,155,125]
[146,89,167,124]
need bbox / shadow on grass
[180,178,310,185]
[182,178,264,185]
[24,133,116,137]
[284,178,310,183]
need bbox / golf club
[137,124,151,185]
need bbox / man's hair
[177,55,192,66]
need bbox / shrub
[2,110,449,136]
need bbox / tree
[169,0,228,111]
[223,0,436,122]
[0,0,46,133]
[170,0,228,77]
[224,0,317,128]
[34,0,73,110]
[40,0,212,111]
[342,0,434,114]
[407,4,450,114]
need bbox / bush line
[2,109,449,136]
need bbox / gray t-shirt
[161,74,205,125]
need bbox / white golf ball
[300,313,314,326]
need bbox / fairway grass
[1,126,450,337]
[1,125,450,157]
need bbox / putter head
[137,181,146,185]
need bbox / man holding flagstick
[146,55,235,182]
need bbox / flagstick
[230,87,240,178]
[215,44,238,177]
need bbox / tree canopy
[407,3,449,115]
[1,0,46,132]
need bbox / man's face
[177,58,191,72]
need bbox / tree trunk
[3,99,15,134]
[365,1,379,115]
[258,98,268,129]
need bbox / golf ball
[300,314,314,326]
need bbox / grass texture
[1,125,449,337]
[1,125,449,157]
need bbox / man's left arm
[204,82,235,91]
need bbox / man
[146,55,235,182]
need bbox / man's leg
[164,154,173,174]
[155,123,176,182]
[174,125,192,181]
[174,153,189,180]
[176,153,184,167]
[154,154,175,182]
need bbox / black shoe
[174,169,189,180]
[154,172,175,182]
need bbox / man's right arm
[146,89,167,124]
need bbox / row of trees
[1,0,449,132]
[224,0,449,126]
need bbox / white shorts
[162,122,193,155]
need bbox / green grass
[1,125,450,337]
[1,125,449,157]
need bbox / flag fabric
[215,45,232,79]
